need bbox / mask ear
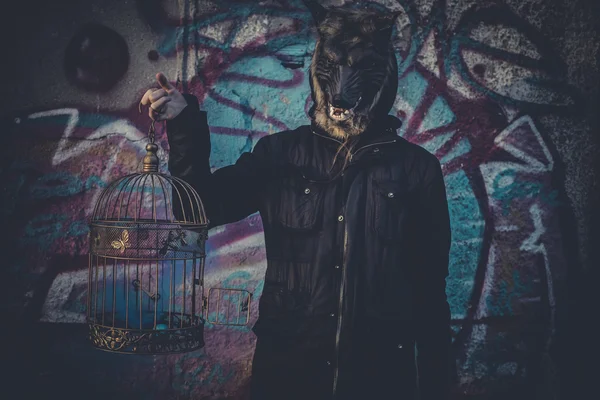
[375,11,401,42]
[302,0,327,25]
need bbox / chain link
[148,120,156,144]
[139,100,158,144]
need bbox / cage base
[88,314,204,354]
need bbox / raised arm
[140,72,272,228]
[165,93,271,227]
[414,156,453,400]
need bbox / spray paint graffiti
[10,109,149,255]
[4,0,583,398]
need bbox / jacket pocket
[277,175,325,231]
[371,179,414,243]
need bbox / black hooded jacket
[166,93,452,400]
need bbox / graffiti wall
[2,0,598,399]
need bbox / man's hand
[139,72,188,121]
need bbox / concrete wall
[2,0,598,399]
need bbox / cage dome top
[90,121,208,227]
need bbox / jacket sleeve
[414,156,453,400]
[166,94,271,227]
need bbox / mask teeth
[329,105,346,114]
[329,105,352,119]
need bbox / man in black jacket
[141,2,452,399]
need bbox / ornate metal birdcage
[87,119,252,354]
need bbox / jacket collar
[310,114,402,146]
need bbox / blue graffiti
[29,171,84,199]
[22,213,90,250]
[445,170,485,319]
[29,172,109,200]
[172,351,234,393]
[492,169,561,215]
[23,214,67,251]
[204,363,234,385]
[486,269,535,317]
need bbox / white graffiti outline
[28,108,147,213]
[493,115,554,173]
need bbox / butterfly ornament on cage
[111,229,131,254]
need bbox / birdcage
[86,119,252,354]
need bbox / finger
[149,88,167,103]
[149,107,162,121]
[157,72,175,91]
[150,97,171,112]
[140,89,154,106]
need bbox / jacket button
[387,192,395,198]
[330,313,335,317]
[304,188,311,194]
[397,344,403,349]
[334,265,340,269]
[337,215,344,222]
[326,361,331,366]
[373,148,380,153]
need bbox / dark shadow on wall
[2,323,161,400]
[548,155,588,400]
[567,1,600,399]
[135,0,168,34]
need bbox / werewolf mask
[304,0,400,139]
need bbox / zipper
[344,140,397,171]
[333,144,400,397]
[311,129,397,164]
[311,129,344,145]
[332,224,348,397]
[311,129,397,397]
[351,140,397,160]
